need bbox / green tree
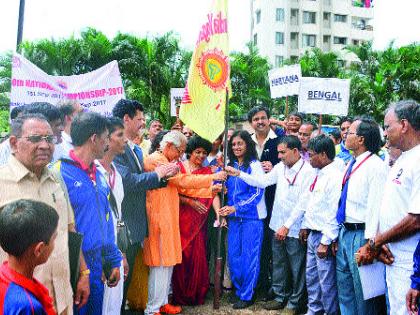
[229,43,274,118]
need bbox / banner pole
[285,95,289,117]
[213,88,229,309]
[318,114,323,135]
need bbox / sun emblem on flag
[197,48,229,91]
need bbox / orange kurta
[143,152,213,267]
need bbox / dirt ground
[181,290,290,315]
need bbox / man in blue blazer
[112,99,178,308]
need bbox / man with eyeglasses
[334,117,388,315]
[0,113,82,315]
[335,117,353,165]
[0,102,64,166]
[355,100,420,314]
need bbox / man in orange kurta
[142,131,224,315]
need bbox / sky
[0,0,419,55]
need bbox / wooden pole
[318,114,323,135]
[285,96,289,117]
[213,88,229,309]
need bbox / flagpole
[213,87,229,309]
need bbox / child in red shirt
[0,199,58,315]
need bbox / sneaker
[159,304,182,314]
[264,299,287,310]
[232,300,254,309]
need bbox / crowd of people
[0,98,418,315]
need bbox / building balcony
[351,6,374,19]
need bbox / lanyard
[108,165,116,190]
[342,153,373,186]
[309,175,318,192]
[284,160,305,186]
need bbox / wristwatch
[80,269,91,277]
[368,238,376,251]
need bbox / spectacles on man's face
[346,131,357,136]
[19,135,57,144]
[174,145,185,155]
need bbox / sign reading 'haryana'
[298,77,350,116]
[10,54,125,116]
[268,64,302,98]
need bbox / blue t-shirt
[1,282,46,315]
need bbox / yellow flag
[180,0,230,142]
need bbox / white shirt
[251,129,277,159]
[96,161,125,237]
[379,144,420,267]
[302,162,342,245]
[239,158,315,238]
[0,139,11,166]
[344,151,388,239]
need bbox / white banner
[268,64,302,98]
[298,77,350,116]
[10,54,125,116]
[170,88,184,117]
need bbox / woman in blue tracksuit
[219,130,266,309]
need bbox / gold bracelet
[80,269,91,276]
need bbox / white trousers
[144,266,174,315]
[102,264,124,314]
[386,263,411,315]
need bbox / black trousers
[122,242,142,310]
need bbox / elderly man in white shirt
[356,100,420,314]
[227,135,314,314]
[335,117,388,315]
[299,134,342,315]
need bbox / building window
[291,32,299,49]
[275,32,284,45]
[352,39,360,45]
[323,35,331,43]
[333,36,347,45]
[254,33,258,45]
[302,34,316,47]
[276,8,285,22]
[291,9,299,25]
[256,10,261,24]
[334,14,347,23]
[303,11,316,24]
[275,55,284,67]
[323,12,331,28]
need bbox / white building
[250,0,374,66]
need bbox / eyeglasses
[19,135,57,144]
[174,145,185,155]
[346,132,357,136]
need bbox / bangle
[80,269,90,276]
